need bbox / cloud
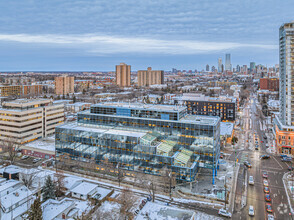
[0,33,278,55]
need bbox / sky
[0,0,293,71]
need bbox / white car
[249,176,254,185]
[33,158,41,163]
[21,155,29,160]
[218,208,232,218]
[249,205,254,216]
[263,179,269,187]
[268,214,274,220]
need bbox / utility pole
[224,175,227,210]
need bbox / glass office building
[56,103,221,183]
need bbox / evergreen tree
[27,196,43,220]
[73,95,76,103]
[42,175,56,201]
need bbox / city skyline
[0,0,293,71]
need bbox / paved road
[231,97,292,220]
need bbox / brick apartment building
[259,78,279,91]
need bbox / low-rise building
[173,93,236,121]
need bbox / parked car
[266,204,273,213]
[282,157,292,162]
[33,158,41,163]
[218,208,232,218]
[288,166,294,171]
[21,155,29,160]
[260,155,271,159]
[268,214,275,220]
[244,161,252,168]
[249,176,254,185]
[264,187,270,193]
[263,171,268,178]
[249,205,254,216]
[263,180,269,187]
[265,194,271,202]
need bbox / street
[230,96,292,220]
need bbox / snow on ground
[136,201,222,220]
[75,200,92,216]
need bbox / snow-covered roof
[220,122,234,136]
[136,202,195,220]
[0,179,20,194]
[63,176,83,190]
[70,181,98,196]
[92,187,112,200]
[1,185,33,211]
[24,136,55,152]
[2,165,22,174]
[42,198,76,220]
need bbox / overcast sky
[0,0,293,71]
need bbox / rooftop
[93,102,187,113]
[58,123,147,138]
[174,93,236,103]
[70,181,98,195]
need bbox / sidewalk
[283,172,294,215]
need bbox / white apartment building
[0,99,64,144]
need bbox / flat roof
[92,102,187,113]
[180,114,220,126]
[174,94,236,103]
[58,123,147,138]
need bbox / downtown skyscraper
[225,54,231,71]
[218,58,222,72]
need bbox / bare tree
[137,173,157,202]
[118,187,136,220]
[19,169,38,189]
[2,137,20,164]
[116,162,124,187]
[92,208,116,220]
[55,171,65,197]
[159,166,176,199]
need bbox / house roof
[70,181,98,196]
[42,198,76,220]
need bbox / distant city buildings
[55,75,74,95]
[250,62,256,73]
[211,66,216,72]
[137,67,164,87]
[116,63,131,87]
[0,99,64,144]
[218,58,222,72]
[225,54,231,71]
[273,21,294,155]
[206,64,209,72]
[0,84,42,97]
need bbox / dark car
[266,204,273,213]
[265,194,271,202]
[264,136,267,139]
[288,166,294,171]
[264,187,270,193]
[263,171,268,178]
[244,161,252,168]
[260,155,271,159]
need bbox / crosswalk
[239,152,249,163]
